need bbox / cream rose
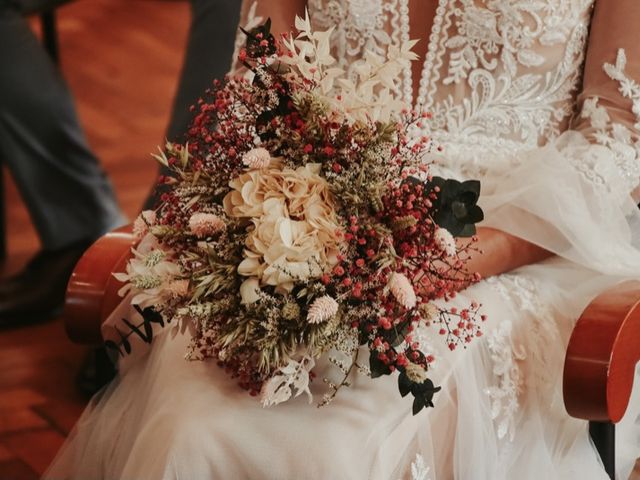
[224,163,342,301]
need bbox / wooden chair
[563,281,640,478]
[64,227,640,478]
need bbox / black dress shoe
[0,241,92,328]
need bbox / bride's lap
[130,259,593,473]
[47,258,620,480]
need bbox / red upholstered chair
[64,227,640,479]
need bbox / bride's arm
[463,228,551,281]
[468,0,640,282]
[571,0,640,199]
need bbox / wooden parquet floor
[0,1,638,479]
[0,0,189,477]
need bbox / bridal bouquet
[112,14,485,415]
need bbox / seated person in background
[0,0,125,327]
[144,0,240,208]
[0,0,242,327]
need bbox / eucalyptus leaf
[121,318,153,344]
[115,327,132,355]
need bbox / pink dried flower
[434,228,457,257]
[133,210,157,240]
[188,213,225,238]
[307,295,338,324]
[388,272,416,309]
[242,147,272,169]
[434,228,458,257]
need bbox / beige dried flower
[282,302,302,321]
[133,210,157,241]
[388,272,417,309]
[307,295,338,324]
[405,362,428,384]
[167,279,190,298]
[418,302,439,322]
[391,215,417,232]
[242,147,272,169]
[224,163,343,293]
[188,212,225,238]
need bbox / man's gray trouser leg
[0,1,125,250]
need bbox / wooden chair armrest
[64,225,134,345]
[563,280,640,423]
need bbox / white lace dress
[45,1,640,479]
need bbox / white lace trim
[484,276,530,442]
[576,49,640,192]
[485,274,563,442]
[398,454,432,480]
[604,49,640,124]
[309,0,407,101]
[484,318,525,442]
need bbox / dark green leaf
[461,180,481,198]
[134,305,165,328]
[451,201,468,219]
[369,353,392,379]
[398,372,412,397]
[115,327,131,355]
[412,395,425,415]
[457,223,477,237]
[413,379,441,409]
[121,318,153,344]
[466,205,485,223]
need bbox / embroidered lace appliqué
[309,0,595,180]
[309,0,409,101]
[577,49,640,191]
[485,274,562,441]
[423,0,594,171]
[409,454,431,480]
[484,317,525,441]
[398,454,432,480]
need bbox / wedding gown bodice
[308,0,595,177]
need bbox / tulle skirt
[43,257,640,480]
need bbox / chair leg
[589,421,615,479]
[0,166,5,261]
[75,347,117,396]
[40,10,59,65]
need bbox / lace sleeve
[230,0,307,74]
[569,0,640,195]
